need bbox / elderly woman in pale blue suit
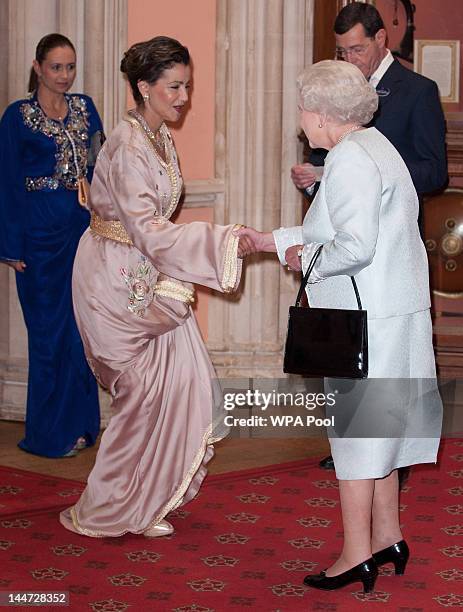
[237,60,442,594]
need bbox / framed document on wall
[414,40,460,103]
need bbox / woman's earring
[143,93,149,101]
[318,123,323,128]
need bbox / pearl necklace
[127,109,179,220]
[336,125,361,145]
[129,110,166,160]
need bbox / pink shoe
[143,519,174,538]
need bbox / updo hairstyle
[120,36,190,105]
[297,59,378,126]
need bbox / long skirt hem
[59,428,224,538]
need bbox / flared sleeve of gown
[0,104,26,262]
[103,139,242,293]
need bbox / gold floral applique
[120,256,155,317]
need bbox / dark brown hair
[120,36,190,105]
[334,2,385,38]
[28,33,76,94]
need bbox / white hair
[297,60,378,125]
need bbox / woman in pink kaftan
[60,37,243,538]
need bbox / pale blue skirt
[328,309,442,479]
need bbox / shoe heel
[362,576,377,593]
[373,540,410,576]
[393,558,408,575]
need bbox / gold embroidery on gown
[90,212,133,244]
[154,279,195,303]
[126,111,180,220]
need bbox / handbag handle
[295,245,363,310]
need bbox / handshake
[233,226,303,272]
[234,226,263,259]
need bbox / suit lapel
[375,60,404,110]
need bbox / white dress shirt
[368,49,394,89]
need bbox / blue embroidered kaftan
[0,93,101,457]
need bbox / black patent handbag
[283,245,368,378]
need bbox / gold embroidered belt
[90,212,133,245]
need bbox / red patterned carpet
[1,439,463,611]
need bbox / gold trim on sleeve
[221,225,241,293]
[154,279,195,303]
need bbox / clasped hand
[234,226,303,272]
[235,226,263,258]
[3,260,26,273]
[291,163,323,190]
[285,244,303,272]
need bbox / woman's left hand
[4,260,26,273]
[285,245,303,271]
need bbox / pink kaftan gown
[60,111,241,537]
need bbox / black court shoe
[318,455,335,470]
[303,558,378,593]
[373,540,410,575]
[398,467,411,490]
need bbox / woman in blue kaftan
[0,34,101,457]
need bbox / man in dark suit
[291,2,447,474]
[292,2,447,203]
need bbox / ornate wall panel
[211,0,315,377]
